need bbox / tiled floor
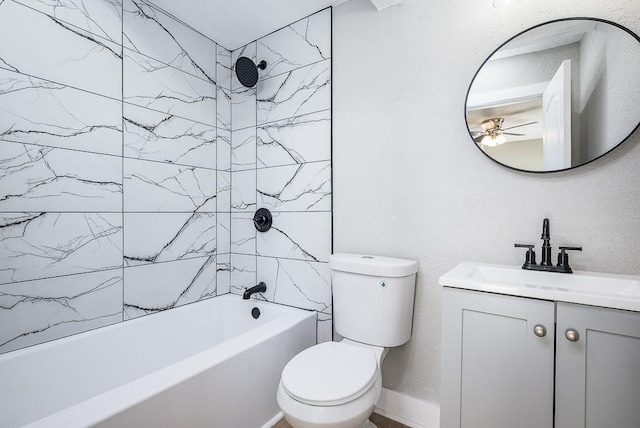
[273,413,410,428]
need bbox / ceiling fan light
[480,134,508,147]
[481,135,498,147]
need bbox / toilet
[277,253,418,428]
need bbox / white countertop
[439,262,640,312]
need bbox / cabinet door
[556,302,640,428]
[441,288,555,428]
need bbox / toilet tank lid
[330,253,418,277]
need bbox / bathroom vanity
[439,262,640,428]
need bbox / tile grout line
[254,41,259,293]
[329,6,334,342]
[215,43,219,299]
[121,0,126,323]
[0,138,222,172]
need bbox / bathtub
[0,294,317,428]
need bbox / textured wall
[229,9,333,342]
[333,0,640,403]
[0,0,230,354]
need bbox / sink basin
[440,262,640,311]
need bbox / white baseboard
[375,388,440,428]
[262,411,284,428]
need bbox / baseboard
[375,388,440,428]
[262,411,284,428]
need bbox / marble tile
[232,127,256,171]
[123,159,217,213]
[217,171,231,212]
[231,42,256,91]
[217,86,231,131]
[216,129,231,172]
[123,0,216,83]
[217,45,232,131]
[231,212,255,255]
[0,269,123,354]
[231,86,256,131]
[257,111,331,168]
[0,0,122,98]
[257,212,331,262]
[217,212,230,254]
[124,49,216,127]
[216,45,231,91]
[0,141,122,212]
[230,253,256,296]
[217,253,230,295]
[12,0,123,45]
[317,312,333,343]
[123,256,217,319]
[257,162,331,212]
[124,213,216,267]
[0,213,123,284]
[257,59,331,125]
[0,69,122,156]
[257,257,331,315]
[123,103,217,169]
[258,8,331,80]
[231,169,256,212]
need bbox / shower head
[235,57,267,88]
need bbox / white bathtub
[0,294,317,428]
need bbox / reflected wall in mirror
[466,18,640,172]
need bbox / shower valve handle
[253,208,272,232]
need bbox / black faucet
[515,218,582,274]
[243,282,267,299]
[540,218,552,266]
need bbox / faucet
[515,218,582,273]
[243,282,267,300]
[540,218,552,266]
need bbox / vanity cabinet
[441,288,555,428]
[555,302,640,427]
[441,287,640,428]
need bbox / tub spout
[243,282,267,300]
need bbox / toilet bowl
[277,340,386,428]
[277,254,418,428]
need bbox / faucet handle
[557,246,582,273]
[559,246,582,252]
[515,243,536,267]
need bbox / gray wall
[333,0,640,403]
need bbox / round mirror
[466,18,640,172]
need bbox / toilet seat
[281,342,378,406]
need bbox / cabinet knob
[533,324,547,337]
[565,328,580,342]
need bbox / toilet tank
[330,253,418,347]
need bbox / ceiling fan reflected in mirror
[472,118,538,147]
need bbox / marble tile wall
[0,1,330,355]
[230,8,333,343]
[0,0,230,354]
